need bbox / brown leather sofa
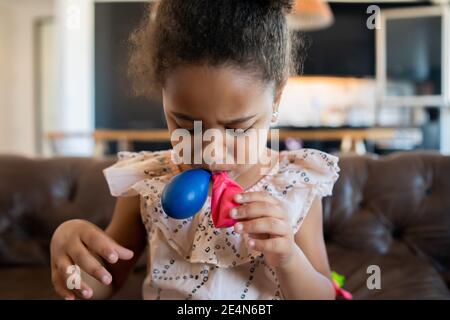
[0,152,449,299]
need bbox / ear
[272,80,287,112]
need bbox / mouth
[209,166,234,173]
[187,164,232,172]
[211,169,231,174]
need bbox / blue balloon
[161,168,212,220]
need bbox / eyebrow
[172,112,195,121]
[172,112,257,125]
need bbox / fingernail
[65,295,74,300]
[234,194,243,203]
[102,275,112,285]
[248,240,255,247]
[234,223,243,232]
[108,253,118,263]
[82,290,91,298]
[230,208,238,218]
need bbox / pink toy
[211,172,243,228]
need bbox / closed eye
[226,126,253,136]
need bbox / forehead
[162,64,274,118]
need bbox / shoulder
[110,150,173,170]
[268,149,339,232]
[277,148,340,197]
[280,148,339,172]
[104,149,177,175]
[103,149,179,197]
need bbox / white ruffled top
[103,148,340,300]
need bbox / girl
[50,0,340,300]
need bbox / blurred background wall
[0,0,449,157]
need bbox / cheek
[162,101,174,127]
[164,113,190,152]
[163,103,184,144]
[231,117,272,163]
[164,118,179,149]
[248,96,273,129]
[255,113,273,129]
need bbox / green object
[331,271,346,288]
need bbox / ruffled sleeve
[286,148,340,197]
[268,149,340,232]
[103,150,179,197]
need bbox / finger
[53,255,77,299]
[248,237,291,254]
[230,201,285,221]
[78,281,94,300]
[234,217,290,237]
[234,191,278,205]
[51,264,75,300]
[52,274,75,300]
[54,255,94,300]
[80,229,134,263]
[67,242,112,285]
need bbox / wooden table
[46,128,400,157]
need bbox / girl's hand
[50,219,134,300]
[230,192,297,269]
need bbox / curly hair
[128,0,305,98]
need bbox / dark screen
[301,3,376,77]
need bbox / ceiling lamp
[287,0,335,31]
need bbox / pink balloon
[211,172,243,228]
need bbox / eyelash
[184,127,252,134]
[228,127,252,136]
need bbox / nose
[188,126,241,168]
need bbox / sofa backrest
[0,156,116,266]
[322,152,450,284]
[1,152,449,284]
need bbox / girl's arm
[232,192,335,300]
[275,195,335,300]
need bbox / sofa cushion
[0,156,116,266]
[323,152,450,288]
[328,243,450,299]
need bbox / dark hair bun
[129,0,300,99]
